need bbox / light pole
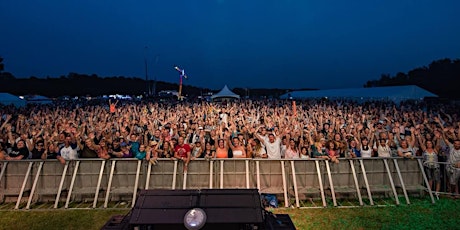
[174,66,188,100]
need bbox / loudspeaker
[129,189,264,230]
[102,189,295,230]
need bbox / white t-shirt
[448,143,460,166]
[280,145,287,158]
[60,145,78,160]
[377,145,391,157]
[219,113,228,125]
[360,146,373,158]
[300,153,310,159]
[263,138,282,159]
[232,150,243,157]
[253,147,266,158]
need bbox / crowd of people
[0,98,459,195]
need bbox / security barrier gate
[0,157,434,210]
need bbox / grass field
[0,198,458,230]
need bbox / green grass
[275,198,460,230]
[0,198,459,230]
[0,209,127,230]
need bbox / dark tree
[0,57,4,72]
[364,58,460,99]
[0,57,16,80]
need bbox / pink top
[327,149,339,158]
[285,148,299,159]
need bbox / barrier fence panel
[358,159,374,205]
[146,159,178,190]
[287,159,326,208]
[324,160,337,206]
[28,161,68,208]
[65,160,108,208]
[184,159,214,190]
[93,160,107,208]
[360,158,397,203]
[108,159,140,195]
[391,158,410,204]
[15,162,34,209]
[348,159,364,206]
[73,160,107,195]
[255,160,285,194]
[324,159,364,206]
[25,161,44,209]
[72,160,107,197]
[384,159,400,204]
[254,159,288,207]
[0,157,436,209]
[0,161,7,202]
[326,159,358,195]
[288,160,299,208]
[219,159,253,189]
[403,158,432,201]
[1,161,29,198]
[393,158,426,193]
[358,159,399,204]
[104,159,142,208]
[0,161,34,207]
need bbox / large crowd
[0,98,459,195]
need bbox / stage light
[184,208,207,230]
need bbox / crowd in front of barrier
[0,99,460,195]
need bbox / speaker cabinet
[102,189,295,230]
[130,189,264,229]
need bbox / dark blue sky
[1,0,459,90]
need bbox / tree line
[364,58,460,99]
[0,57,459,99]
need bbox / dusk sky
[1,1,459,90]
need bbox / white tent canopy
[211,85,240,101]
[26,95,53,104]
[0,93,26,107]
[280,85,437,103]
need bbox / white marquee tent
[0,93,26,107]
[26,95,53,104]
[211,85,240,102]
[280,85,437,103]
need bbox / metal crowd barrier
[0,157,435,210]
[431,161,460,198]
[287,157,435,208]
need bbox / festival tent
[26,95,53,104]
[211,85,240,101]
[0,93,26,107]
[280,85,437,103]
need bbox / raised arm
[416,130,426,152]
[0,114,12,131]
[253,125,265,144]
[227,133,235,150]
[408,127,416,147]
